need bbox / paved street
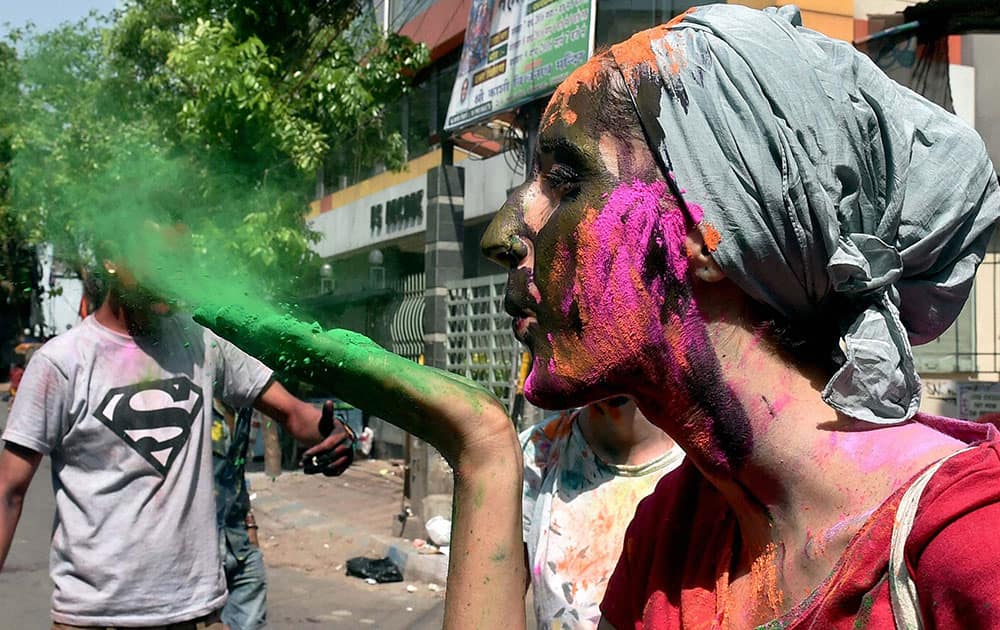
[0,401,445,629]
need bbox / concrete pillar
[409,164,465,526]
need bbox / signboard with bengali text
[445,0,594,131]
[958,382,1000,421]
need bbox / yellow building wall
[308,150,469,219]
[727,0,855,41]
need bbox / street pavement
[0,401,445,629]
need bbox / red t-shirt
[600,415,1000,629]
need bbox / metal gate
[444,274,519,402]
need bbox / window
[390,0,436,31]
[407,80,433,159]
[321,54,461,194]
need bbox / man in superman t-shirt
[0,259,353,628]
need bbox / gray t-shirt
[3,314,273,626]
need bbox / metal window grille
[445,274,519,402]
[913,240,1000,378]
[390,273,425,361]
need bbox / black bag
[345,556,404,583]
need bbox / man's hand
[301,400,354,476]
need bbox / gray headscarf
[610,4,999,424]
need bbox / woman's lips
[513,315,538,343]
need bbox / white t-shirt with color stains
[521,411,684,630]
[3,314,272,627]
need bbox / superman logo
[93,377,204,476]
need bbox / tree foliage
[2,1,427,302]
[0,37,38,323]
[109,0,428,177]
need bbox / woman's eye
[543,164,580,194]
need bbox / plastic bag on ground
[345,556,404,583]
[425,515,451,547]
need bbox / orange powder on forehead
[543,57,607,131]
[612,7,699,86]
[611,25,667,72]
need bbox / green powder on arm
[194,303,503,458]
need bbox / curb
[379,536,449,585]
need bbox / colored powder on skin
[490,546,509,563]
[611,26,669,85]
[769,392,792,415]
[803,528,828,559]
[553,240,576,317]
[543,57,605,131]
[543,179,685,388]
[610,18,693,92]
[527,176,752,469]
[750,542,784,616]
[701,222,722,252]
[192,305,503,450]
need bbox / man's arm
[253,380,353,476]
[0,442,42,571]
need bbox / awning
[298,287,396,312]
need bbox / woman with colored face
[195,4,1000,630]
[485,5,1000,629]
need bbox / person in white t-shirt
[521,397,684,629]
[0,256,353,629]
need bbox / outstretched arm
[0,442,42,572]
[195,305,527,630]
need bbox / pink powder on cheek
[542,178,695,394]
[574,178,689,347]
[769,392,792,415]
[528,282,542,304]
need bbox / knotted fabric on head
[609,4,1000,424]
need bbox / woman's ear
[685,227,725,283]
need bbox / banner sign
[445,0,594,131]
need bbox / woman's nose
[481,199,530,270]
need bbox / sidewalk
[248,458,450,585]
